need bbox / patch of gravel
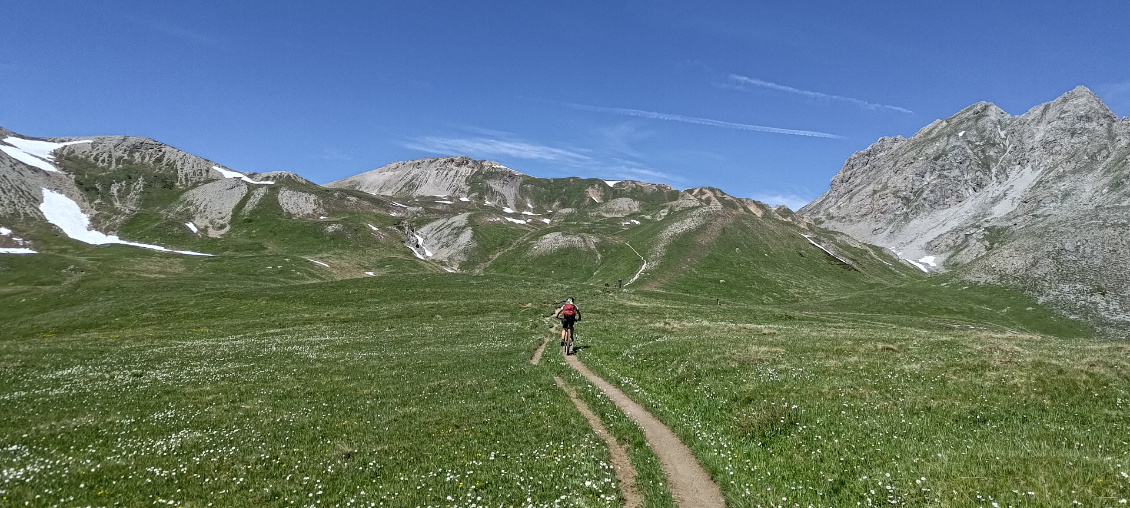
[174,178,248,237]
[665,192,703,212]
[277,188,323,218]
[241,186,269,216]
[416,213,475,267]
[593,197,641,218]
[529,232,598,256]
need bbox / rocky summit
[802,86,1130,335]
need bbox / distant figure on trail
[553,297,581,346]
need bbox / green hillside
[3,146,1124,506]
[4,241,1123,506]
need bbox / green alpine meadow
[2,93,1129,507]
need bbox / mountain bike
[563,324,575,356]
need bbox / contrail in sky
[405,136,591,163]
[569,103,843,139]
[728,74,914,114]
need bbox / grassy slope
[2,164,1125,506]
[575,286,1126,507]
[4,242,1125,507]
[0,272,651,507]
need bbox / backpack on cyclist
[560,302,577,318]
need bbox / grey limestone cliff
[802,86,1130,335]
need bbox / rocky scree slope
[801,86,1130,335]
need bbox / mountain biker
[553,297,580,346]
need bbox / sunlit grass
[1,259,1122,507]
[578,294,1130,507]
[0,275,629,506]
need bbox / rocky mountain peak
[326,156,531,208]
[802,86,1130,335]
[1021,85,1117,126]
[255,171,312,185]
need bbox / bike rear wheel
[564,328,575,355]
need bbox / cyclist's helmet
[566,297,574,304]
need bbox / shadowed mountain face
[802,86,1130,335]
[1,127,919,305]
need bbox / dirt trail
[530,336,550,365]
[553,376,641,508]
[623,242,647,286]
[565,355,726,508]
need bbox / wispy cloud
[750,192,813,211]
[321,149,353,161]
[728,74,914,114]
[568,103,843,139]
[596,122,652,158]
[603,160,685,185]
[404,136,591,163]
[123,16,224,49]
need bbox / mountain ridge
[802,85,1130,335]
[5,125,901,306]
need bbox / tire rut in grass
[530,336,550,365]
[553,376,642,508]
[564,353,726,508]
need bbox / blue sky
[3,1,1129,210]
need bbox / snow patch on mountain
[1,138,92,172]
[39,189,212,256]
[212,165,274,185]
[801,234,853,266]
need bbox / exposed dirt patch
[530,336,550,365]
[529,232,599,256]
[553,376,641,508]
[564,354,726,508]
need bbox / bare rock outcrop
[802,86,1130,335]
[416,213,475,268]
[174,178,249,236]
[530,232,599,256]
[277,188,324,218]
[327,157,528,208]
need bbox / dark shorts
[561,316,576,330]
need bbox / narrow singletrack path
[624,241,648,286]
[530,336,550,365]
[553,376,642,508]
[564,354,726,508]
